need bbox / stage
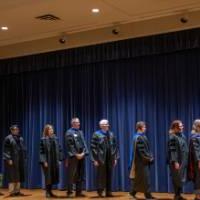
[0,190,195,200]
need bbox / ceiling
[1,0,200,47]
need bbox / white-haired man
[91,119,119,197]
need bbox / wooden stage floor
[0,189,196,200]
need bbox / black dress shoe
[9,193,17,197]
[76,192,86,197]
[129,192,137,199]
[46,192,51,198]
[67,191,74,198]
[145,197,156,200]
[50,192,57,198]
[97,191,104,198]
[145,193,156,199]
[106,192,114,197]
[15,192,25,196]
[173,196,186,200]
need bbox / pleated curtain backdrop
[1,28,200,192]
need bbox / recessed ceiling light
[1,26,8,31]
[92,8,100,13]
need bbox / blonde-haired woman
[188,119,200,200]
[39,124,63,198]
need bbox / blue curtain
[1,28,200,192]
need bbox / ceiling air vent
[35,14,61,21]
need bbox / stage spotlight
[59,34,67,44]
[112,27,120,35]
[180,16,188,24]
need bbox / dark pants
[67,157,85,194]
[170,165,184,196]
[194,164,200,194]
[68,182,82,194]
[172,176,182,197]
[46,184,52,194]
[96,160,112,194]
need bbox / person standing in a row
[65,118,89,197]
[0,171,4,195]
[129,121,155,200]
[188,119,200,200]
[3,125,27,197]
[91,119,119,197]
[39,124,64,198]
[168,120,188,200]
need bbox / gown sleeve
[39,139,47,163]
[58,143,64,161]
[168,135,179,163]
[90,132,99,162]
[112,135,120,160]
[65,132,77,158]
[3,137,12,161]
[80,131,89,155]
[136,136,152,164]
[191,138,200,162]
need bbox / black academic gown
[129,133,153,193]
[90,130,119,192]
[188,133,200,192]
[3,134,26,183]
[39,135,63,185]
[65,128,88,191]
[168,132,189,191]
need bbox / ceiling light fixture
[92,8,100,13]
[1,26,8,31]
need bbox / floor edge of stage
[0,189,196,199]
